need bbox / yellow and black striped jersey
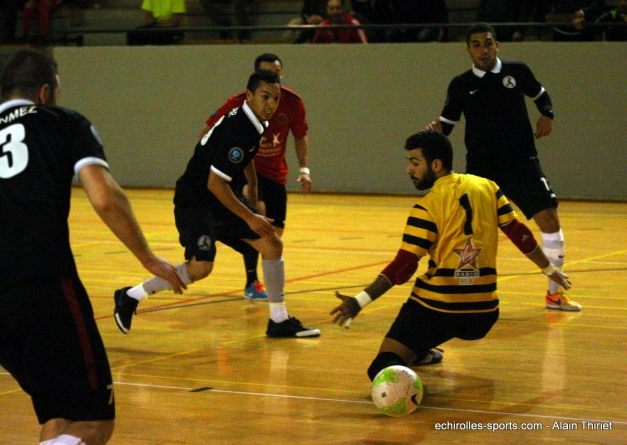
[400,173,517,313]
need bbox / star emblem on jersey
[272,133,281,147]
[502,76,516,88]
[453,239,482,283]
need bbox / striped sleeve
[401,203,438,257]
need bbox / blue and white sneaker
[244,280,268,300]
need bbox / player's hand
[330,291,361,326]
[247,213,277,238]
[142,256,187,294]
[297,173,312,192]
[535,115,553,139]
[426,119,443,133]
[548,269,572,290]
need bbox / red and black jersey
[205,86,308,185]
[0,99,107,287]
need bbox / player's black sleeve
[534,91,554,120]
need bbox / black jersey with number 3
[0,99,107,287]
[441,60,547,169]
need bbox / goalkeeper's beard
[412,168,436,191]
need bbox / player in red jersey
[199,53,312,300]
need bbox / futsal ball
[371,365,423,417]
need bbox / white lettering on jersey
[0,106,37,125]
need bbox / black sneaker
[113,287,138,334]
[412,349,443,366]
[266,316,321,338]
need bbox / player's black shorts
[468,157,558,220]
[174,203,262,262]
[258,175,287,229]
[0,276,115,424]
[385,298,499,358]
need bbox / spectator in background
[387,0,449,43]
[478,0,547,41]
[595,0,627,40]
[127,0,186,45]
[22,0,63,42]
[1,0,20,43]
[290,0,327,43]
[547,0,608,41]
[312,0,368,43]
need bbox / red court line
[95,260,388,320]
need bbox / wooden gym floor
[1,189,626,445]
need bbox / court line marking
[2,373,625,426]
[106,380,627,426]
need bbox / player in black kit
[114,69,321,338]
[0,49,185,445]
[427,22,580,311]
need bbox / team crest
[228,147,244,163]
[197,235,212,251]
[502,76,516,88]
[277,113,287,125]
[453,238,482,284]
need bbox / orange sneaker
[546,291,582,311]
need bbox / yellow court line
[499,248,627,283]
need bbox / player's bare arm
[331,275,393,326]
[207,170,276,237]
[295,136,312,192]
[426,118,443,133]
[78,164,186,294]
[244,161,258,208]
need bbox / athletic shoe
[244,280,268,300]
[114,287,139,334]
[546,291,582,311]
[413,349,443,366]
[266,316,321,338]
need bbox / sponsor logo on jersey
[228,147,244,163]
[453,238,482,284]
[503,76,516,88]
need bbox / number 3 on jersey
[0,124,28,179]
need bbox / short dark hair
[1,49,58,102]
[246,69,280,93]
[405,130,453,171]
[466,22,497,46]
[254,53,282,71]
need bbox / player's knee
[261,234,283,259]
[367,352,405,382]
[187,261,213,281]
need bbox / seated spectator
[127,0,186,45]
[22,0,63,42]
[478,0,546,41]
[595,0,627,40]
[312,0,368,43]
[387,0,449,43]
[1,0,20,43]
[547,0,608,41]
[289,0,327,43]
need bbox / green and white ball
[371,365,423,417]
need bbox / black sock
[367,352,406,381]
[243,246,260,287]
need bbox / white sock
[127,263,192,301]
[542,229,565,295]
[269,302,289,323]
[48,435,85,445]
[40,440,54,445]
